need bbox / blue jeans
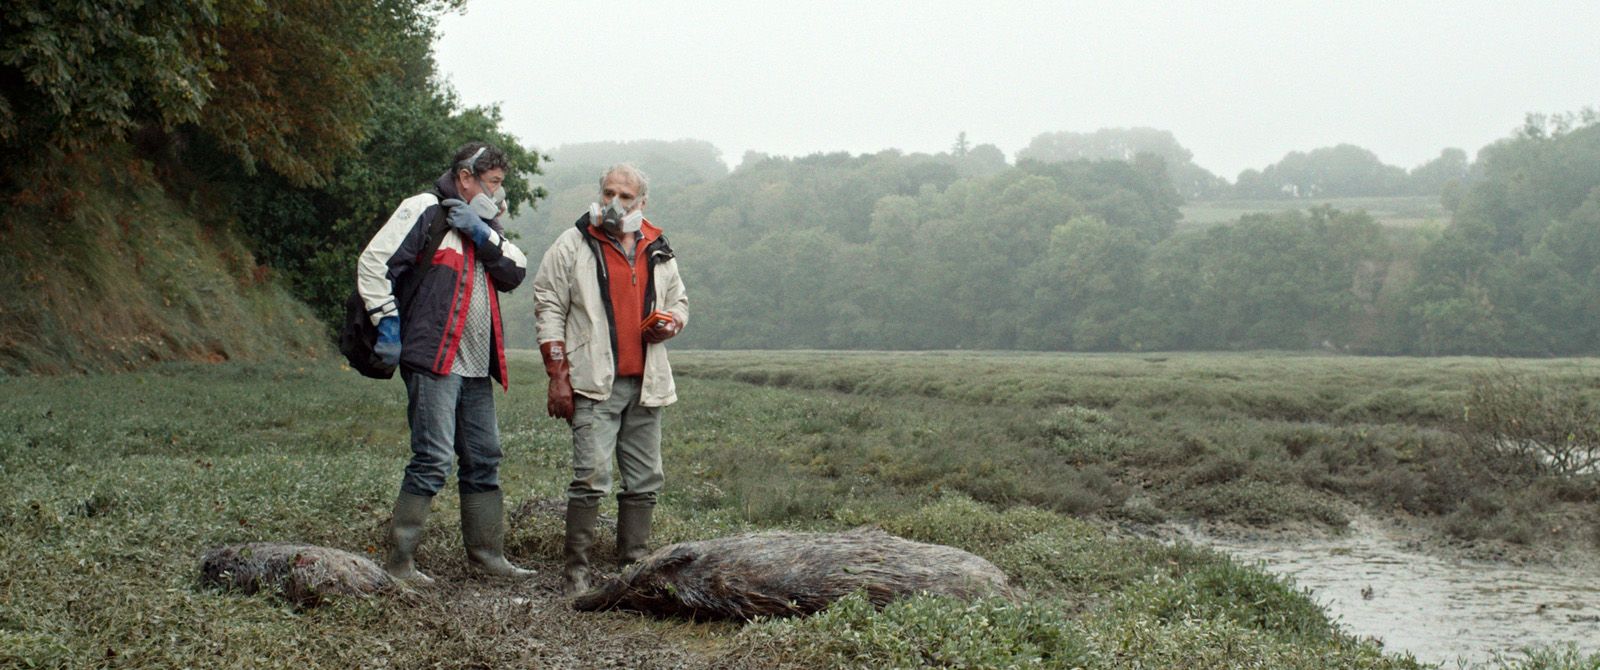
[400,368,502,496]
[568,376,663,506]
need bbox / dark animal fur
[573,527,1012,620]
[199,542,394,607]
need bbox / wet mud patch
[393,566,720,668]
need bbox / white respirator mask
[469,189,501,221]
[590,197,643,234]
[460,146,505,220]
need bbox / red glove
[643,314,681,344]
[540,341,574,421]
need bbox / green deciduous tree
[1,0,468,188]
[1021,216,1149,350]
[1,0,223,155]
[1406,147,1470,196]
[1019,127,1228,199]
[3,0,544,332]
[188,21,545,330]
[200,0,445,186]
[1136,208,1387,350]
[1404,110,1600,355]
[1018,158,1182,244]
[1234,144,1408,199]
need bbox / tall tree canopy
[1,0,222,154]
[2,0,546,330]
[1,0,469,187]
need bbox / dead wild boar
[200,542,394,607]
[573,527,1013,620]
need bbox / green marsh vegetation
[673,352,1600,550]
[4,353,1598,667]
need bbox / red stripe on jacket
[431,247,464,272]
[431,241,473,372]
[421,240,509,388]
[487,276,507,389]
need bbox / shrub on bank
[1465,370,1600,478]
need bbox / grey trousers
[568,376,663,506]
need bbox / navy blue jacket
[357,171,528,388]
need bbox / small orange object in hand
[642,310,680,343]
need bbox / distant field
[1180,195,1449,229]
[4,352,1597,668]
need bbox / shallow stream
[1182,517,1600,666]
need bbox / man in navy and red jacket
[357,142,533,584]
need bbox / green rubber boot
[460,490,534,579]
[617,498,655,568]
[563,500,600,597]
[384,492,436,585]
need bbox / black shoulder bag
[339,207,452,379]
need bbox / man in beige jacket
[531,164,689,597]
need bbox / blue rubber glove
[375,316,401,367]
[439,198,493,246]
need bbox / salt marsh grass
[2,352,1595,667]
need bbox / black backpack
[340,205,452,379]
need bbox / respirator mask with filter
[460,146,506,220]
[590,194,643,234]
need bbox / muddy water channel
[1181,517,1600,666]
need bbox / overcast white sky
[434,1,1600,179]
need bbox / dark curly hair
[452,142,510,176]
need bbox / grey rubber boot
[617,498,655,567]
[460,490,534,579]
[563,500,601,597]
[385,492,436,585]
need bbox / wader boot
[563,500,600,597]
[617,498,655,568]
[460,490,534,579]
[385,492,436,585]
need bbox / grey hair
[599,163,650,200]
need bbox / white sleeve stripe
[358,193,438,325]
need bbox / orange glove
[540,341,574,421]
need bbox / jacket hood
[433,170,463,201]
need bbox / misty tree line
[1015,128,1473,200]
[13,4,1588,359]
[507,113,1599,356]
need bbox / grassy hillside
[0,150,327,374]
[2,352,1596,667]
